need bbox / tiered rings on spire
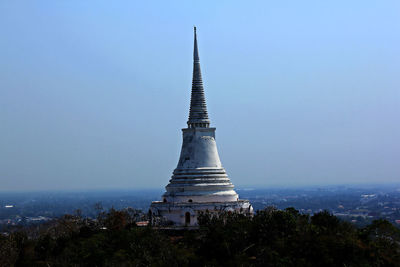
[187,27,210,128]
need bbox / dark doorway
[185,212,191,225]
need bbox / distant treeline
[1,207,400,266]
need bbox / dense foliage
[1,207,400,266]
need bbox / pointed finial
[193,26,199,63]
[187,26,210,128]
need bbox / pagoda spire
[187,26,210,128]
[150,27,253,226]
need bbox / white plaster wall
[177,128,222,169]
[151,200,253,226]
[165,190,238,203]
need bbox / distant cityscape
[1,184,399,233]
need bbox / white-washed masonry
[150,27,253,226]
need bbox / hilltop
[1,207,400,266]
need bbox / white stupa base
[150,200,253,226]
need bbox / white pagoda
[150,27,252,226]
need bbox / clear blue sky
[1,1,399,191]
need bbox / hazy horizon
[1,1,399,191]
[1,182,400,194]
